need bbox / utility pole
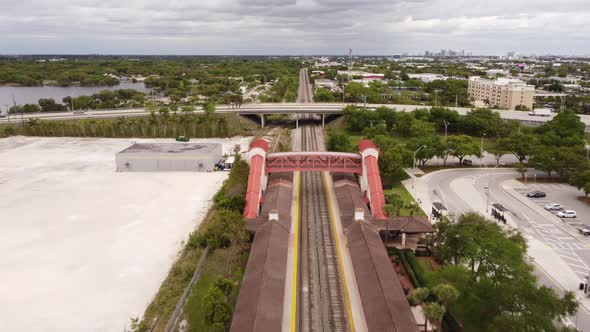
[12,94,23,126]
[4,104,10,122]
[443,121,449,145]
[480,133,486,167]
[455,94,458,107]
[434,89,442,106]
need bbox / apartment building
[468,77,535,110]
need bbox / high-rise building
[468,77,535,110]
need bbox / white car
[557,210,577,218]
[578,225,590,236]
[544,203,563,211]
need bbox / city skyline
[1,0,589,55]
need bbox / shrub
[403,250,428,287]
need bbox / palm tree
[409,288,431,330]
[148,111,158,137]
[432,283,459,309]
[423,302,445,332]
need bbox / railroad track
[297,67,349,331]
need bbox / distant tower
[348,48,352,81]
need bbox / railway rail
[297,67,350,332]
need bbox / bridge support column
[321,113,325,128]
[260,114,265,128]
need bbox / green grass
[384,181,426,217]
[416,257,436,273]
[140,247,204,331]
[182,247,248,331]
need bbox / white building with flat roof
[407,73,448,83]
[468,77,535,110]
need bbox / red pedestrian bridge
[244,139,387,220]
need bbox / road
[413,168,590,331]
[3,101,590,131]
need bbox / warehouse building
[116,143,222,172]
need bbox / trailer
[528,108,553,117]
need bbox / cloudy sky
[1,0,589,55]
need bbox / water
[0,82,151,109]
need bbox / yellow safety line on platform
[322,172,356,332]
[290,171,301,332]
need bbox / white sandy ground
[0,136,251,332]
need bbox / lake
[0,82,152,109]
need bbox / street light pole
[443,121,449,145]
[480,133,486,167]
[486,163,506,213]
[412,145,426,190]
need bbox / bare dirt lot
[0,136,250,332]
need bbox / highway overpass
[2,103,590,131]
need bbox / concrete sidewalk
[404,169,590,328]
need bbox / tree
[537,110,585,147]
[343,106,377,133]
[429,107,460,132]
[426,213,578,331]
[458,108,504,137]
[496,132,538,163]
[432,283,459,309]
[315,87,336,102]
[423,302,445,332]
[409,287,431,330]
[486,143,507,165]
[569,169,590,197]
[203,102,216,119]
[409,119,436,138]
[447,135,480,164]
[203,286,231,327]
[409,135,444,166]
[529,145,560,176]
[372,135,413,181]
[326,130,353,152]
[515,163,527,179]
[38,98,67,112]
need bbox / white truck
[528,108,553,117]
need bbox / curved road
[415,168,590,331]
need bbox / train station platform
[332,173,420,332]
[231,173,294,332]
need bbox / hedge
[403,250,429,288]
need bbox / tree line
[1,104,248,139]
[329,106,590,192]
[7,89,146,114]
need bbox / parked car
[544,203,563,211]
[527,191,546,198]
[577,225,590,236]
[462,159,473,166]
[557,210,577,218]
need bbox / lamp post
[412,145,426,190]
[413,145,426,169]
[443,121,449,145]
[434,89,442,106]
[480,133,486,167]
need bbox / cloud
[0,0,588,55]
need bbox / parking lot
[525,183,590,232]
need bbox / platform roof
[332,173,419,332]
